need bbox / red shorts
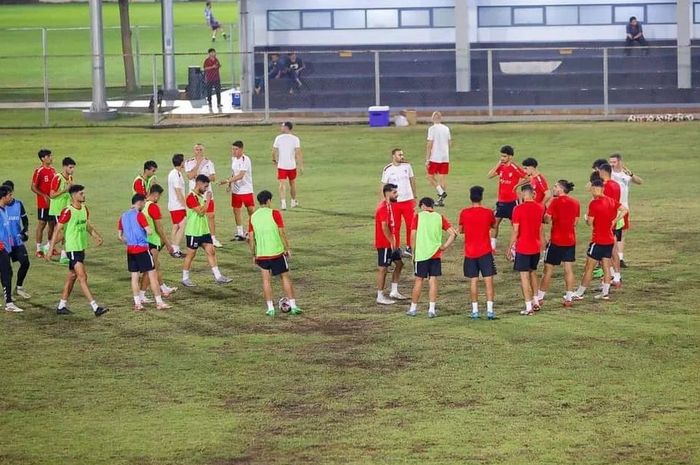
[231,193,254,209]
[277,168,297,180]
[207,199,215,213]
[170,209,186,225]
[427,162,449,175]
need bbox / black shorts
[587,242,613,261]
[414,258,441,278]
[514,252,540,272]
[186,234,213,250]
[127,251,155,273]
[9,244,29,263]
[614,228,623,242]
[37,208,56,223]
[495,201,517,220]
[67,251,85,271]
[544,243,576,266]
[377,248,402,268]
[256,255,289,276]
[463,253,497,278]
[148,242,163,252]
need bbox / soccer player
[1,181,31,300]
[249,190,302,316]
[185,144,221,247]
[181,175,232,287]
[30,149,56,258]
[49,157,75,264]
[272,122,304,210]
[538,180,580,307]
[487,145,525,252]
[204,1,227,42]
[458,186,497,320]
[609,153,643,267]
[221,140,255,241]
[425,111,452,207]
[0,186,24,313]
[375,183,407,305]
[573,179,627,301]
[406,197,457,319]
[520,157,550,255]
[508,185,545,316]
[167,153,187,258]
[599,163,623,287]
[381,148,417,257]
[46,184,108,317]
[141,184,178,298]
[133,160,158,196]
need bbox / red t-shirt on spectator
[512,201,545,254]
[203,56,221,83]
[546,195,580,247]
[458,206,495,258]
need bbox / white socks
[409,302,417,312]
[288,299,296,308]
[428,302,436,313]
[613,272,621,283]
[575,286,586,296]
[266,300,274,311]
[565,291,574,301]
[536,290,546,301]
[172,245,181,253]
[618,252,624,261]
[471,302,478,313]
[133,295,140,305]
[377,290,384,299]
[60,250,67,259]
[236,226,244,236]
[487,301,494,312]
[436,186,445,196]
[602,283,611,295]
[281,200,287,209]
[90,300,99,311]
[212,266,222,279]
[182,270,190,281]
[525,300,533,311]
[58,299,68,309]
[391,282,398,294]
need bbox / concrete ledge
[82,109,118,121]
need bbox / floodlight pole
[677,0,691,89]
[239,0,254,111]
[161,0,178,98]
[455,0,471,92]
[84,0,116,120]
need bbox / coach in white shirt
[221,140,255,241]
[272,121,304,210]
[380,148,417,256]
[167,153,187,257]
[425,111,452,207]
[185,143,221,247]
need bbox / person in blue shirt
[0,184,25,312]
[1,181,31,301]
[204,1,227,43]
[625,16,649,56]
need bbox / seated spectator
[254,53,283,95]
[394,110,409,128]
[285,52,305,94]
[625,16,648,55]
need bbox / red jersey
[546,195,580,247]
[50,173,71,194]
[530,173,549,204]
[57,206,89,224]
[32,165,56,209]
[203,56,221,83]
[603,179,621,203]
[133,176,147,196]
[186,192,204,209]
[495,163,525,203]
[458,206,495,258]
[117,211,150,254]
[512,200,545,254]
[410,212,451,259]
[374,201,396,249]
[587,195,619,245]
[147,202,162,221]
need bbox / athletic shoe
[291,200,299,208]
[233,234,247,242]
[140,295,153,304]
[35,250,45,258]
[56,306,72,315]
[376,295,395,305]
[94,307,109,317]
[156,302,171,310]
[470,311,480,320]
[133,303,145,312]
[161,286,177,297]
[406,309,417,317]
[280,204,287,211]
[620,260,627,268]
[487,311,496,320]
[212,238,223,248]
[4,303,24,313]
[290,307,302,315]
[563,299,573,308]
[520,309,535,316]
[402,247,413,258]
[215,275,232,284]
[435,198,445,207]
[223,33,228,40]
[15,287,31,299]
[592,268,604,279]
[439,192,448,200]
[428,311,437,319]
[572,293,585,301]
[170,250,184,259]
[389,291,408,300]
[594,293,610,300]
[58,257,70,266]
[265,308,276,317]
[181,279,197,287]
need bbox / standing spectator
[285,52,305,94]
[204,1,227,42]
[203,48,222,109]
[625,17,648,55]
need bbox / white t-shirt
[427,123,451,163]
[273,133,300,170]
[167,168,186,211]
[612,170,632,206]
[381,163,415,202]
[184,157,216,193]
[230,155,253,195]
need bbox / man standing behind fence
[203,48,222,109]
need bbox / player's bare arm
[507,224,519,260]
[45,222,64,261]
[381,220,395,250]
[425,141,433,164]
[154,219,173,252]
[410,177,417,199]
[272,148,279,165]
[87,222,103,246]
[248,231,257,263]
[296,148,304,173]
[487,163,501,178]
[279,228,292,257]
[440,227,458,251]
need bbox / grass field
[0,121,699,465]
[0,2,240,99]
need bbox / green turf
[0,122,699,465]
[0,2,240,99]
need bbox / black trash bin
[186,66,205,100]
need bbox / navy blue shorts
[514,252,540,272]
[414,258,441,278]
[464,253,497,278]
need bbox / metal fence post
[152,54,159,125]
[42,27,49,126]
[603,48,609,116]
[374,51,380,106]
[263,51,269,122]
[134,25,141,87]
[487,49,494,117]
